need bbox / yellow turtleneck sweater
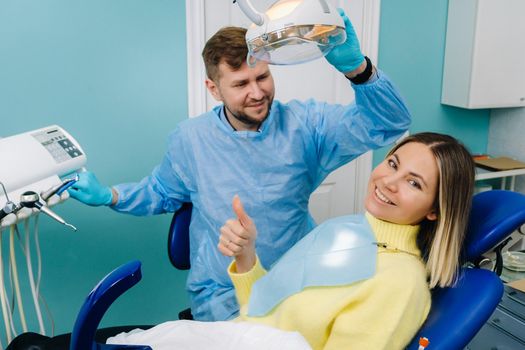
[228,213,431,350]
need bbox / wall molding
[186,0,207,117]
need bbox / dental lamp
[236,0,346,65]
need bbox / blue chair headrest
[464,190,525,262]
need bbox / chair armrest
[70,260,144,350]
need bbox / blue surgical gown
[112,70,411,321]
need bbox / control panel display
[32,128,83,163]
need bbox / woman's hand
[218,195,257,273]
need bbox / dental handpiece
[40,174,79,202]
[20,191,77,231]
[0,201,19,221]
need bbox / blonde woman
[218,132,475,349]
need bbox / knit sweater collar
[365,212,421,257]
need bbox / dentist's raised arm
[325,8,368,80]
[218,195,257,273]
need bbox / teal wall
[0,0,188,342]
[374,0,491,164]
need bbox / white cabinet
[441,0,525,109]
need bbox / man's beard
[225,100,272,129]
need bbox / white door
[186,0,381,222]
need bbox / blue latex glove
[325,8,365,74]
[68,171,114,206]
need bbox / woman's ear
[426,210,437,221]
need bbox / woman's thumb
[232,195,251,227]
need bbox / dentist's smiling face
[365,142,439,225]
[206,60,275,131]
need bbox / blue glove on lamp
[325,8,365,74]
[68,171,114,206]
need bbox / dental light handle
[20,191,77,231]
[236,0,264,25]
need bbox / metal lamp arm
[235,0,265,26]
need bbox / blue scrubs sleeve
[111,128,192,215]
[304,69,411,183]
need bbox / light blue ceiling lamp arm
[236,0,265,26]
[317,0,330,13]
[236,0,265,67]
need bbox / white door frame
[185,0,381,214]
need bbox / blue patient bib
[248,215,377,317]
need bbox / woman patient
[109,132,475,350]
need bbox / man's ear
[205,79,222,101]
[426,210,437,221]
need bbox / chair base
[6,325,154,350]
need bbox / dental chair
[21,190,525,350]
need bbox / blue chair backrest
[167,202,192,270]
[464,190,525,261]
[406,268,503,349]
[406,190,525,349]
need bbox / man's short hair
[202,26,248,82]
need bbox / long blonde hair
[387,133,475,288]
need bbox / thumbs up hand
[219,195,257,272]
